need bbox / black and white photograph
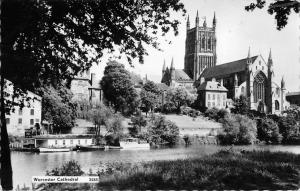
[0,0,300,190]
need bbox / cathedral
[161,11,289,114]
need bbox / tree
[1,0,185,188]
[130,111,147,137]
[257,118,282,144]
[40,85,77,133]
[218,114,257,145]
[101,61,139,115]
[278,114,300,144]
[245,0,299,30]
[147,115,179,145]
[140,81,161,116]
[166,87,195,113]
[231,96,250,115]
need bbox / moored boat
[76,145,105,151]
[120,138,150,150]
[38,147,70,153]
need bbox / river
[10,145,300,188]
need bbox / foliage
[130,112,147,137]
[87,104,113,137]
[105,114,124,137]
[46,160,84,176]
[245,0,299,30]
[162,102,177,114]
[218,114,257,145]
[278,114,300,144]
[140,81,161,115]
[97,150,300,190]
[147,115,179,145]
[183,134,192,145]
[165,87,195,113]
[204,108,228,121]
[257,118,282,144]
[231,96,250,115]
[101,61,139,115]
[39,85,76,133]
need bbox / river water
[10,145,300,188]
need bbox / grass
[97,150,300,190]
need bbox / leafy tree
[166,87,195,113]
[147,115,179,145]
[278,114,300,144]
[1,1,185,188]
[40,85,77,133]
[130,111,147,137]
[245,0,299,30]
[257,118,282,144]
[140,81,161,116]
[231,96,250,115]
[105,114,124,137]
[101,61,139,115]
[218,114,257,145]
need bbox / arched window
[202,37,205,49]
[253,72,266,103]
[275,100,280,110]
[241,86,245,95]
[208,38,211,50]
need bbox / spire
[213,11,216,28]
[247,46,251,58]
[203,17,207,27]
[170,57,174,69]
[268,48,273,68]
[196,10,199,26]
[281,76,286,89]
[187,15,190,30]
[162,59,166,73]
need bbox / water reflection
[11,145,300,187]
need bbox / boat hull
[76,145,105,151]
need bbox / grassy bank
[97,150,300,190]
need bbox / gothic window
[202,37,205,49]
[208,38,211,50]
[253,72,266,103]
[275,100,279,110]
[241,86,245,95]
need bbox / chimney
[91,73,96,87]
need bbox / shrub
[205,107,219,120]
[46,160,84,176]
[217,108,229,120]
[257,118,282,144]
[183,134,192,145]
[278,114,300,144]
[147,115,179,145]
[218,114,257,145]
[162,102,177,114]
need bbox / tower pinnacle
[170,57,174,69]
[213,12,216,28]
[187,15,190,30]
[247,46,251,58]
[203,17,207,27]
[281,76,286,89]
[196,10,199,26]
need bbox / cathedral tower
[267,49,273,113]
[184,11,217,81]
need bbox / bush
[218,114,257,145]
[105,134,120,146]
[278,114,300,144]
[162,102,177,114]
[257,118,282,144]
[46,160,84,176]
[147,115,179,145]
[205,107,219,120]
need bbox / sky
[92,0,300,92]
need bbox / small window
[63,140,66,145]
[6,118,10,125]
[19,109,23,115]
[208,94,211,100]
[55,140,58,145]
[18,118,22,124]
[70,140,73,145]
[223,102,226,107]
[262,66,264,70]
[35,119,40,123]
[212,102,215,107]
[30,109,34,115]
[30,119,34,125]
[259,61,261,65]
[208,102,211,107]
[78,140,80,145]
[213,94,215,100]
[85,139,87,144]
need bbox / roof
[174,69,192,81]
[286,92,300,97]
[201,56,258,79]
[198,80,228,92]
[156,83,169,91]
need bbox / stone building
[197,79,228,109]
[199,48,289,114]
[286,92,300,106]
[4,79,42,136]
[70,69,103,106]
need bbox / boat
[75,145,105,151]
[38,147,70,153]
[119,138,150,150]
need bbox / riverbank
[96,150,300,190]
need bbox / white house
[3,79,42,136]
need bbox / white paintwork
[120,138,150,150]
[38,147,70,153]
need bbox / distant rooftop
[198,80,228,92]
